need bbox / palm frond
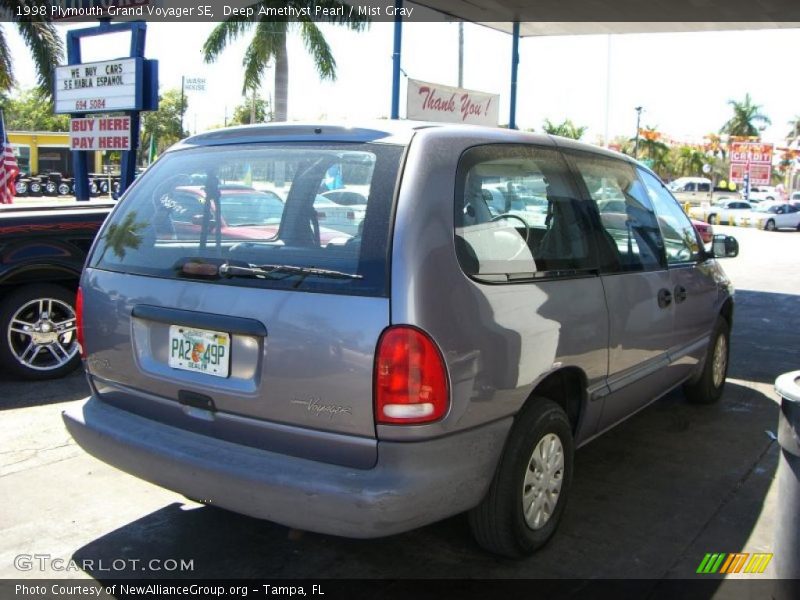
[14,17,63,97]
[242,20,285,94]
[299,21,336,80]
[202,19,255,62]
[0,25,16,93]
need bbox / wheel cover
[712,333,728,388]
[7,297,79,371]
[522,433,564,530]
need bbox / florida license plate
[168,325,230,378]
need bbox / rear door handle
[657,288,672,308]
[674,285,688,303]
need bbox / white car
[732,201,800,231]
[691,200,753,225]
[746,185,778,203]
[313,195,365,236]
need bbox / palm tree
[787,116,800,146]
[202,1,368,121]
[541,118,587,140]
[673,146,706,177]
[0,1,63,96]
[719,93,771,139]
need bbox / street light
[633,106,643,159]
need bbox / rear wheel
[469,398,573,557]
[765,219,776,231]
[708,214,717,225]
[684,317,730,405]
[0,284,81,380]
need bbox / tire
[45,182,57,195]
[29,181,42,195]
[708,214,717,225]
[57,183,70,196]
[99,180,109,194]
[469,398,574,557]
[684,317,730,405]
[0,284,82,380]
[89,181,98,195]
[15,180,28,196]
[765,219,776,231]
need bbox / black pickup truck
[0,201,114,379]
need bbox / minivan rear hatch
[82,140,404,467]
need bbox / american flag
[0,109,19,204]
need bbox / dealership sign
[728,141,773,185]
[70,117,132,150]
[55,58,142,114]
[407,79,499,126]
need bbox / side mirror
[712,234,739,258]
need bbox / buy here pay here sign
[70,117,131,150]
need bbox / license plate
[168,325,230,378]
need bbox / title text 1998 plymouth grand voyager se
[64,122,739,557]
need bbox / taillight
[375,326,449,425]
[75,287,85,358]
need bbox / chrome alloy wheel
[7,298,78,371]
[522,433,564,530]
[712,333,728,388]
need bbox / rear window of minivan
[90,143,403,297]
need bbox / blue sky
[6,21,800,146]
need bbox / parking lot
[1,225,798,586]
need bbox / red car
[691,218,713,244]
[163,185,352,246]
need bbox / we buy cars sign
[70,117,131,150]
[407,79,499,126]
[729,141,773,185]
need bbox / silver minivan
[64,122,737,557]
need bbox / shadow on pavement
[72,380,778,583]
[0,369,88,411]
[729,289,800,385]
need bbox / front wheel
[469,398,573,557]
[684,317,730,404]
[708,214,717,225]
[0,284,82,380]
[765,219,776,231]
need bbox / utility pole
[633,106,643,158]
[458,22,464,88]
[179,75,185,137]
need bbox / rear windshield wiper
[219,263,363,281]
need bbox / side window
[569,153,663,272]
[684,182,696,192]
[454,144,595,281]
[698,182,711,192]
[638,170,701,264]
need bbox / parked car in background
[746,185,778,203]
[668,176,739,207]
[164,185,351,246]
[689,199,753,225]
[64,123,740,559]
[314,194,366,236]
[690,219,714,244]
[0,200,114,379]
[732,201,800,231]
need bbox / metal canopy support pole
[509,21,520,130]
[66,30,88,201]
[390,0,403,120]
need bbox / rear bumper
[63,397,512,538]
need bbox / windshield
[90,143,403,296]
[753,204,778,213]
